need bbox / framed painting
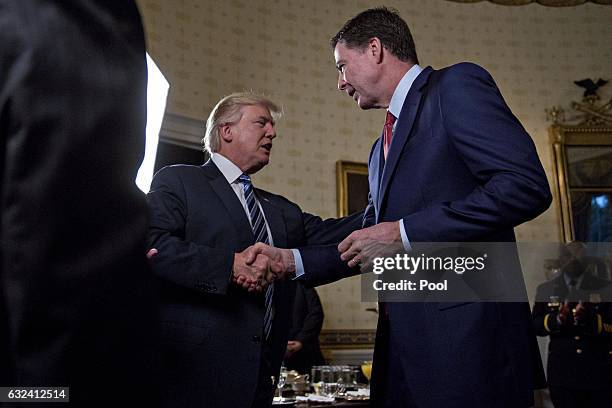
[336,160,369,217]
[550,124,612,242]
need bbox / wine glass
[277,369,287,402]
[360,360,372,387]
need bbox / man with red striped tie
[247,7,552,408]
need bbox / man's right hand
[232,248,279,292]
[244,243,295,280]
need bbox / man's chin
[356,99,374,110]
[249,159,269,174]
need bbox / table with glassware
[272,362,372,407]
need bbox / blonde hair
[203,92,282,154]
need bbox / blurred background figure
[532,241,612,408]
[561,241,609,281]
[0,1,158,406]
[284,284,326,374]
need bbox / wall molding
[160,112,204,150]
[320,329,376,349]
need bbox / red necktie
[383,111,396,159]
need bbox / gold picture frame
[549,124,612,242]
[336,160,369,217]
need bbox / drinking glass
[360,361,372,386]
[277,367,287,402]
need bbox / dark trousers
[371,312,417,408]
[251,341,276,408]
[382,330,417,408]
[550,385,612,408]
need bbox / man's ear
[220,123,233,143]
[368,37,383,64]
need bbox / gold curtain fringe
[446,0,612,6]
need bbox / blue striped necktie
[238,174,274,339]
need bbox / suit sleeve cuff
[291,249,305,279]
[399,220,412,251]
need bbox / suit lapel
[369,137,383,222]
[258,193,288,248]
[202,161,254,246]
[377,67,433,214]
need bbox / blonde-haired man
[147,92,362,408]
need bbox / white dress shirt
[388,64,422,252]
[211,153,274,245]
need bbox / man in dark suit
[248,7,552,407]
[284,285,326,374]
[146,92,362,408]
[532,242,612,408]
[0,1,158,406]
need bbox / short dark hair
[330,7,418,65]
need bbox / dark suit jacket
[146,161,362,408]
[0,2,158,407]
[285,284,326,374]
[299,63,552,407]
[532,274,612,389]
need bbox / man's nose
[266,124,276,139]
[338,72,347,91]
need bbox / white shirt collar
[388,64,423,119]
[211,153,243,184]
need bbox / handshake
[146,244,293,293]
[146,221,403,293]
[232,221,404,292]
[232,243,295,292]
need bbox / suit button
[574,336,580,340]
[252,335,261,343]
[576,349,582,354]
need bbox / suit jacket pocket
[437,301,474,311]
[160,321,211,345]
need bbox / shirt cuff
[399,220,412,251]
[291,249,305,279]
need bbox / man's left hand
[338,222,401,268]
[284,340,303,359]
